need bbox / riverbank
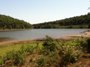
[0,35,90,67]
[67,31,90,38]
[0,30,90,45]
[0,31,90,67]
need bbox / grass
[0,37,89,67]
[0,44,21,57]
[0,41,43,57]
[0,41,43,66]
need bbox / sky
[0,0,89,24]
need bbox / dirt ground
[68,53,90,67]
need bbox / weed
[36,56,45,67]
[42,36,57,55]
[0,57,4,65]
[59,44,82,66]
[25,45,35,54]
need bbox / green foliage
[82,38,90,53]
[0,36,88,67]
[77,39,87,52]
[33,13,90,28]
[0,57,4,65]
[25,45,35,54]
[0,14,32,29]
[12,51,24,65]
[41,36,83,67]
[87,39,90,52]
[36,56,45,67]
[56,39,84,66]
[42,36,57,55]
[0,43,37,66]
[3,50,24,65]
[19,45,26,55]
[60,45,82,66]
[4,50,15,61]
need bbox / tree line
[33,13,90,28]
[0,14,32,29]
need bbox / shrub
[4,50,15,61]
[56,39,84,67]
[59,43,82,66]
[0,44,35,66]
[12,51,24,65]
[3,50,24,66]
[36,56,45,67]
[42,36,57,55]
[79,38,90,53]
[11,44,36,65]
[86,38,90,53]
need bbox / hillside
[0,14,32,29]
[33,13,90,28]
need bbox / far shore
[0,29,89,32]
[0,29,31,32]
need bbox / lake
[0,29,88,40]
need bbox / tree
[0,14,32,29]
[33,13,90,29]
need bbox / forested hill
[33,13,90,28]
[0,14,32,29]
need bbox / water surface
[0,29,87,40]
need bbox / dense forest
[0,14,32,29]
[33,13,90,28]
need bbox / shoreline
[0,30,90,45]
[0,29,31,32]
[0,29,89,32]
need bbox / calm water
[0,29,88,40]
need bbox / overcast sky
[0,0,89,24]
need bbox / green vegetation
[0,42,38,66]
[0,14,32,29]
[33,13,90,28]
[0,37,89,67]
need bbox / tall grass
[38,36,84,67]
[0,36,89,67]
[0,44,36,66]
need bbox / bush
[13,51,24,65]
[42,36,57,55]
[86,39,90,53]
[3,50,24,66]
[0,36,85,67]
[80,38,90,53]
[4,50,15,61]
[41,36,83,66]
[36,56,45,67]
[59,41,82,66]
[0,44,35,66]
